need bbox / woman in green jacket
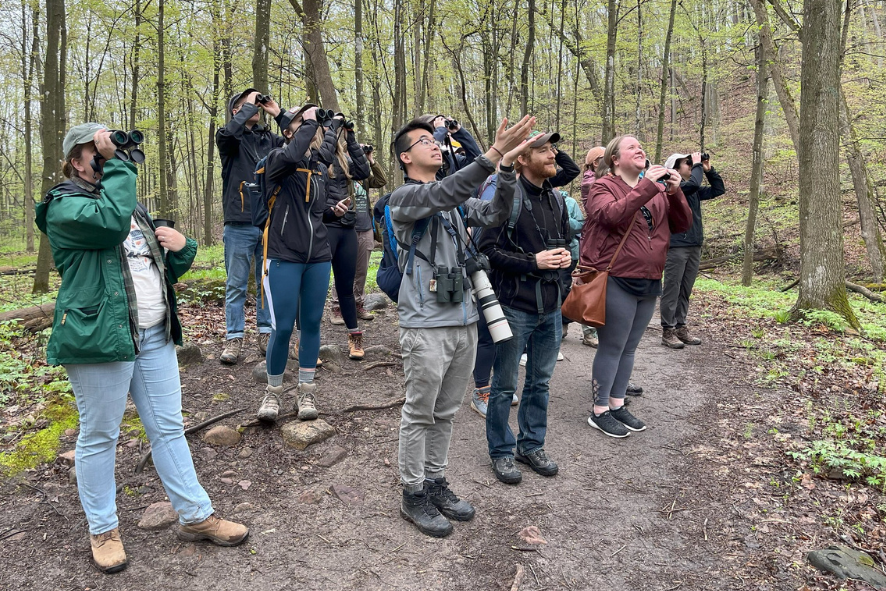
[35,124,248,574]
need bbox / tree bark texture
[602,0,618,142]
[743,44,769,286]
[654,0,677,163]
[253,0,271,92]
[520,0,536,116]
[290,0,340,111]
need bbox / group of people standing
[35,84,726,570]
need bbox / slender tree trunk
[418,0,435,115]
[555,0,565,129]
[520,0,535,116]
[602,0,618,141]
[654,0,676,163]
[253,0,271,92]
[222,0,234,103]
[129,0,141,130]
[743,44,769,286]
[157,0,171,218]
[290,0,340,111]
[355,0,364,122]
[24,4,39,253]
[34,0,67,294]
[793,0,858,328]
[634,0,642,135]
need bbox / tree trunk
[34,0,67,294]
[602,0,618,142]
[743,43,769,286]
[23,3,39,253]
[793,0,859,328]
[157,0,171,218]
[129,0,141,130]
[634,0,642,136]
[290,0,340,111]
[654,0,677,163]
[203,26,221,246]
[520,0,535,116]
[252,0,271,92]
[355,0,364,122]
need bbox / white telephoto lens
[471,270,512,343]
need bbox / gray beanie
[62,123,107,159]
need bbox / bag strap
[606,213,637,272]
[260,187,282,308]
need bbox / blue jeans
[65,323,213,535]
[264,259,332,375]
[224,223,271,339]
[486,305,561,458]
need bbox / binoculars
[444,118,459,131]
[546,239,566,251]
[109,129,145,164]
[256,94,272,105]
[433,267,464,304]
[362,144,373,154]
[316,108,336,122]
[700,153,710,161]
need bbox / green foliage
[0,398,79,476]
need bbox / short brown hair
[603,135,635,170]
[62,141,94,178]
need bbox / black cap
[229,88,261,114]
[278,103,319,130]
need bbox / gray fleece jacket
[389,155,516,329]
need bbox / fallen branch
[238,410,299,429]
[780,279,799,292]
[698,246,781,271]
[135,407,247,473]
[0,302,55,332]
[510,564,525,591]
[363,361,398,370]
[338,398,405,413]
[845,281,884,303]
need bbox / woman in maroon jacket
[580,135,692,438]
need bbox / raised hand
[491,115,536,157]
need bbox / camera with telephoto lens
[256,94,272,105]
[434,267,464,304]
[466,253,513,343]
[362,144,373,154]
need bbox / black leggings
[327,225,359,330]
[472,308,495,388]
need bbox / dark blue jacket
[670,165,725,248]
[433,126,482,180]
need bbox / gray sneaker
[470,387,490,418]
[610,406,647,432]
[588,411,630,438]
[257,385,283,422]
[296,382,319,420]
[220,338,242,365]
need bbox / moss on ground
[0,398,79,476]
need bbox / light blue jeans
[65,322,213,535]
[224,223,272,339]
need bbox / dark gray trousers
[660,245,702,328]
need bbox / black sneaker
[625,382,643,396]
[491,456,522,485]
[515,448,559,477]
[588,411,630,438]
[610,406,647,432]
[424,478,475,521]
[400,490,453,537]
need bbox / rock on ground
[203,425,241,447]
[317,445,348,467]
[363,293,389,311]
[281,419,336,450]
[138,502,178,530]
[318,345,344,366]
[329,484,363,505]
[175,342,204,365]
[808,545,886,588]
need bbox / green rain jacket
[35,159,197,365]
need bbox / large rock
[808,545,886,588]
[317,445,348,467]
[281,419,336,450]
[203,425,241,447]
[252,359,297,384]
[318,345,344,366]
[363,293,389,311]
[138,502,178,530]
[175,342,203,365]
[330,484,364,505]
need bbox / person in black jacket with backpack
[256,104,337,424]
[659,152,726,349]
[217,89,286,365]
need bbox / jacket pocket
[54,288,114,360]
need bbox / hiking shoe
[348,332,365,360]
[330,308,345,325]
[297,382,319,420]
[515,448,559,477]
[582,328,598,348]
[177,514,249,546]
[471,386,490,418]
[491,456,522,485]
[291,341,322,367]
[626,382,643,396]
[676,326,702,345]
[511,393,519,406]
[610,405,647,432]
[357,307,375,321]
[400,490,453,537]
[661,327,685,349]
[562,323,569,337]
[257,332,270,354]
[424,478,475,521]
[90,528,127,574]
[588,411,630,438]
[219,338,242,365]
[519,354,527,367]
[257,385,283,422]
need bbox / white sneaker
[557,351,564,361]
[519,354,527,367]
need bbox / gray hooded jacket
[389,155,516,328]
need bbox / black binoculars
[362,144,373,154]
[444,118,459,131]
[546,239,566,251]
[434,267,464,304]
[109,129,145,164]
[256,94,272,105]
[342,119,355,130]
[316,108,336,122]
[700,152,710,161]
[658,171,672,183]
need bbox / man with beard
[478,131,576,485]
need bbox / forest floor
[1,276,886,590]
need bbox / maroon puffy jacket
[579,175,692,280]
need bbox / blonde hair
[328,131,352,181]
[603,135,635,172]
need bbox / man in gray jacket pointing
[389,115,535,537]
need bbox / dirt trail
[1,308,753,590]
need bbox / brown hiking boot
[258,332,270,354]
[90,528,127,574]
[219,338,242,365]
[676,326,702,345]
[356,306,375,321]
[177,514,249,547]
[348,331,365,360]
[330,308,346,325]
[661,327,685,349]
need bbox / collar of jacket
[519,175,554,198]
[72,175,99,195]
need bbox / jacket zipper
[417,266,424,308]
[281,205,290,235]
[305,176,316,262]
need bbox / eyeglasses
[405,136,436,151]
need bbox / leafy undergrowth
[693,276,886,585]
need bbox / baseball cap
[228,87,261,114]
[62,123,107,159]
[278,104,319,130]
[664,153,691,170]
[527,130,561,148]
[585,146,605,167]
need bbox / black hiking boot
[424,478,475,521]
[588,411,630,438]
[610,406,647,432]
[625,382,643,396]
[400,490,453,538]
[515,448,559,477]
[491,456,522,485]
